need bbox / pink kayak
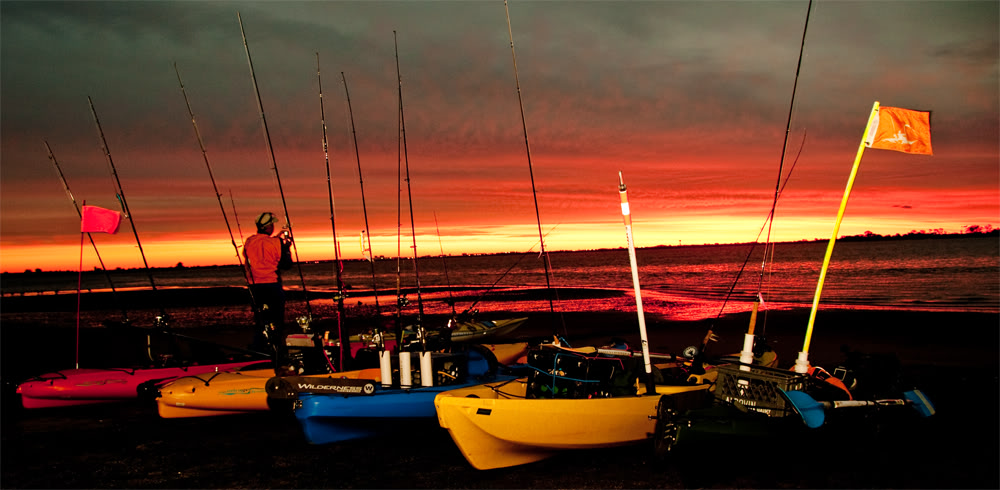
[16,359,271,409]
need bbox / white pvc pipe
[420,351,433,387]
[399,351,412,389]
[739,333,755,371]
[379,349,392,388]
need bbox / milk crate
[714,364,809,417]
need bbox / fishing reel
[154,315,171,329]
[681,345,700,359]
[296,315,313,333]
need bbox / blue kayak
[287,346,519,445]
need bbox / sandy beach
[2,287,997,489]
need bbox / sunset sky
[2,0,997,273]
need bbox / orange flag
[865,106,932,155]
[81,205,122,234]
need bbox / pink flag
[81,205,122,234]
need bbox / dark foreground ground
[1,288,998,489]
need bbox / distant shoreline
[3,230,995,275]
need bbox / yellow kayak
[156,342,528,418]
[435,379,710,470]
[156,367,381,418]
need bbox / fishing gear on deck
[238,12,313,322]
[44,140,128,324]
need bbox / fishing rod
[695,1,812,367]
[433,212,457,318]
[754,0,813,324]
[341,71,382,318]
[737,0,813,367]
[395,30,434,389]
[88,96,168,323]
[706,134,806,322]
[503,0,563,336]
[44,140,129,323]
[395,31,425,331]
[173,63,255,304]
[237,12,313,320]
[394,58,405,350]
[316,52,348,371]
[689,130,806,368]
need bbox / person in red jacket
[244,211,293,372]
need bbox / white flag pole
[618,172,656,394]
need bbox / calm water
[4,236,997,320]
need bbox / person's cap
[255,212,279,228]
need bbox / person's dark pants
[249,282,288,370]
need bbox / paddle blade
[903,389,936,418]
[782,390,826,429]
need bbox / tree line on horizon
[6,226,997,275]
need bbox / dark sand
[2,288,998,489]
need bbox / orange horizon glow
[3,199,995,273]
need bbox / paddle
[782,389,936,429]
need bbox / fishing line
[229,189,247,245]
[465,224,559,314]
[433,211,457,318]
[712,131,807,321]
[694,130,807,364]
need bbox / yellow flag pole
[793,101,881,374]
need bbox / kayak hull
[156,367,383,418]
[293,347,515,445]
[434,379,711,470]
[295,380,515,444]
[16,360,268,409]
